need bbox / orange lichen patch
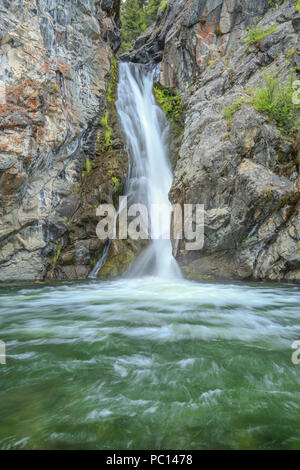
[196,22,214,43]
[36,126,46,142]
[43,60,57,75]
[0,131,27,156]
[0,106,34,129]
[57,61,72,78]
[4,80,42,111]
[254,209,262,219]
[27,98,38,111]
[195,20,215,69]
[0,104,6,114]
[0,142,9,151]
[283,208,290,221]
[0,79,63,134]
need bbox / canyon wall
[124,0,300,282]
[0,0,135,281]
[1,0,300,283]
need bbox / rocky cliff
[1,0,300,284]
[123,0,300,282]
[0,0,135,281]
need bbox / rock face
[1,0,300,284]
[0,0,127,281]
[124,0,300,282]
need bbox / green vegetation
[99,110,113,148]
[50,82,59,93]
[82,157,93,179]
[86,158,92,173]
[287,48,297,58]
[107,57,118,104]
[252,71,300,135]
[268,0,290,8]
[223,71,300,135]
[111,176,123,206]
[120,0,164,53]
[242,235,255,244]
[223,97,247,124]
[53,243,62,265]
[99,57,118,151]
[269,0,300,11]
[104,129,113,147]
[215,26,222,37]
[153,83,182,122]
[158,0,168,11]
[207,59,217,69]
[245,24,278,45]
[268,0,281,7]
[112,177,122,194]
[100,110,109,128]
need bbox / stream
[0,277,300,449]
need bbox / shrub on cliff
[244,24,278,45]
[252,71,300,135]
[153,84,182,122]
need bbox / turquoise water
[0,277,300,450]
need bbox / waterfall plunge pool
[0,277,300,450]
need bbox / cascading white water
[116,62,181,278]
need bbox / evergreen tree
[145,0,161,24]
[120,0,162,52]
[120,0,148,46]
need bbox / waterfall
[116,62,181,278]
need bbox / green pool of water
[0,277,300,450]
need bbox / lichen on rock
[0,0,124,281]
